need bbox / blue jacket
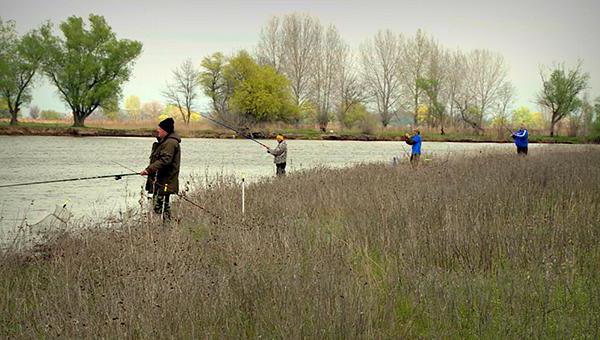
[512,129,528,148]
[406,134,422,155]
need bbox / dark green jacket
[145,132,181,195]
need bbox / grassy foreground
[2,147,600,338]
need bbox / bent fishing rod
[199,113,269,149]
[0,173,139,189]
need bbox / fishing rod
[199,113,269,149]
[0,173,139,189]
[112,161,222,223]
[399,135,412,159]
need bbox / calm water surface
[0,135,537,232]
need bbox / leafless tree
[360,30,404,127]
[401,29,431,125]
[453,49,512,132]
[29,105,40,119]
[418,38,449,133]
[336,50,364,128]
[311,24,346,131]
[162,59,199,125]
[256,17,284,73]
[256,13,321,108]
[141,101,164,119]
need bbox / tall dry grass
[1,147,600,338]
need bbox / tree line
[1,13,598,137]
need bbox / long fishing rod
[503,125,514,135]
[112,161,222,223]
[0,173,139,189]
[199,113,269,149]
[399,135,412,159]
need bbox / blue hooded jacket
[513,129,528,148]
[407,133,422,155]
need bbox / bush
[40,110,64,120]
[358,113,378,134]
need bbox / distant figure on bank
[405,128,422,165]
[268,134,287,176]
[511,124,529,156]
[140,117,181,219]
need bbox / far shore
[0,121,596,144]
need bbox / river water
[0,136,530,233]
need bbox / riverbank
[1,121,596,144]
[2,147,599,338]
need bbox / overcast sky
[3,0,599,114]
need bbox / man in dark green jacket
[140,117,181,219]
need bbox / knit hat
[276,134,284,142]
[158,117,175,134]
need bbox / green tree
[595,97,600,128]
[199,50,299,126]
[124,95,141,120]
[0,19,45,125]
[226,51,298,123]
[537,62,589,136]
[417,78,446,134]
[341,103,369,129]
[38,15,142,127]
[512,106,533,126]
[0,98,8,118]
[199,52,230,118]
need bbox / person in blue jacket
[511,124,529,155]
[405,128,422,164]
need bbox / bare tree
[493,83,515,124]
[162,59,199,125]
[256,17,284,73]
[453,49,512,132]
[141,101,164,119]
[444,50,465,128]
[360,30,404,127]
[401,29,431,125]
[417,38,448,133]
[29,105,40,119]
[336,49,364,128]
[311,24,346,131]
[256,13,321,108]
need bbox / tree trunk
[73,113,86,127]
[549,120,555,137]
[9,110,18,126]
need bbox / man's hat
[159,117,175,134]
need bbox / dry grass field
[2,146,599,338]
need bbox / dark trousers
[410,153,420,165]
[276,162,286,176]
[153,194,171,219]
[517,146,528,155]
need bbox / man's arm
[269,143,285,156]
[514,130,527,138]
